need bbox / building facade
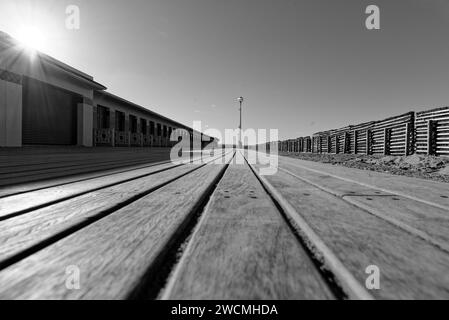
[0,31,215,149]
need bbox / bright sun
[15,26,46,53]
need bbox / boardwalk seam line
[0,152,231,272]
[246,154,374,300]
[279,167,449,254]
[0,159,173,199]
[131,151,235,300]
[0,163,183,221]
[0,152,225,221]
[281,156,449,211]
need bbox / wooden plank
[276,163,449,251]
[254,168,449,299]
[0,152,227,266]
[162,160,334,300]
[0,156,230,299]
[0,161,180,218]
[0,159,172,198]
[0,164,202,265]
[0,155,166,174]
[0,150,202,189]
[278,164,393,197]
[0,150,211,197]
[0,148,172,166]
[344,195,449,250]
[0,149,172,169]
[275,154,449,246]
[278,155,449,210]
[0,151,221,214]
[0,158,174,188]
[0,157,167,179]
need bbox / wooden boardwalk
[0,148,448,299]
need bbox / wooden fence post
[366,130,372,155]
[344,132,349,154]
[335,135,339,154]
[405,123,411,156]
[384,128,391,155]
[427,120,437,155]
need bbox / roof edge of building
[0,30,106,91]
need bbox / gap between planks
[244,152,374,300]
[0,151,226,220]
[0,151,234,299]
[0,151,232,272]
[161,152,336,300]
[277,166,449,255]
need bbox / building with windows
[0,31,216,149]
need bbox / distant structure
[267,107,449,157]
[0,31,216,149]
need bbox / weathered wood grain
[279,166,393,197]
[0,148,185,187]
[0,151,228,266]
[275,161,449,252]
[0,158,168,185]
[257,169,449,299]
[0,161,180,218]
[278,155,449,210]
[0,154,167,174]
[343,195,449,250]
[0,158,230,299]
[0,150,210,198]
[0,150,224,215]
[0,159,172,198]
[162,160,334,300]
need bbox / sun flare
[15,25,46,53]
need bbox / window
[97,105,110,129]
[163,125,167,137]
[157,123,162,136]
[129,115,138,133]
[150,121,155,135]
[115,111,125,131]
[140,119,147,135]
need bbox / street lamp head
[238,96,244,103]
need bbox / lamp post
[237,96,244,149]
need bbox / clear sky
[1,0,449,142]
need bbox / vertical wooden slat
[333,135,337,154]
[366,130,372,155]
[427,120,437,155]
[405,123,411,156]
[384,128,391,156]
[344,132,349,154]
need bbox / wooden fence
[415,107,449,157]
[276,106,449,157]
[370,112,414,156]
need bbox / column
[0,72,23,147]
[77,100,94,147]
